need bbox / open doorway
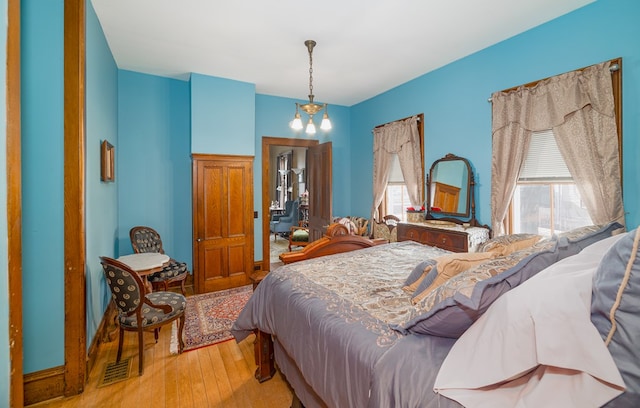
[261,137,318,271]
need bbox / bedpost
[255,330,275,382]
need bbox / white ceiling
[91,0,594,106]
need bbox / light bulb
[305,118,316,135]
[291,112,303,130]
[320,110,332,131]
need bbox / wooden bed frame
[279,223,387,264]
[254,223,388,382]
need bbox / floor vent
[98,358,131,387]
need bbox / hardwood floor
[28,294,293,407]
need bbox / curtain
[371,116,423,221]
[491,61,624,234]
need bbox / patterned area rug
[173,285,253,353]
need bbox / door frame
[261,137,318,271]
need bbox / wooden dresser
[397,222,489,253]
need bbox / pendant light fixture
[290,40,332,135]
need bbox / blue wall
[21,0,65,373]
[20,0,121,375]
[351,0,640,229]
[85,0,118,346]
[117,71,192,268]
[1,0,9,403]
[190,73,255,155]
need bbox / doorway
[261,137,318,271]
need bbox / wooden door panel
[201,164,224,238]
[193,154,254,293]
[228,243,247,276]
[228,165,248,236]
[308,142,332,241]
[202,245,225,280]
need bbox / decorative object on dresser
[398,153,490,252]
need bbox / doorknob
[196,238,203,242]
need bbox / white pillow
[434,234,626,407]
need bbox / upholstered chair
[332,216,370,237]
[269,199,300,241]
[372,215,400,242]
[100,256,185,375]
[129,226,189,295]
[288,224,310,251]
[271,200,295,222]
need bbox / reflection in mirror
[431,160,468,214]
[426,153,478,226]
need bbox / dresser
[397,222,489,253]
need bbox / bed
[232,221,639,407]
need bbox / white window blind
[519,129,572,181]
[388,153,404,183]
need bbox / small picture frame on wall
[101,140,115,182]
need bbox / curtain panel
[491,61,624,234]
[371,116,423,221]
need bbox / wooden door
[193,154,254,293]
[307,142,332,241]
[434,182,460,212]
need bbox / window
[386,184,412,221]
[385,154,412,221]
[501,58,622,236]
[373,114,425,222]
[511,130,592,236]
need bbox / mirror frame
[425,153,479,226]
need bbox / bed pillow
[591,228,640,404]
[434,234,625,407]
[411,252,497,304]
[477,233,541,256]
[403,260,437,293]
[557,221,624,260]
[400,239,559,338]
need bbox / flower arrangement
[406,206,426,212]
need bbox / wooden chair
[129,226,188,295]
[99,256,185,375]
[288,224,310,251]
[372,214,400,242]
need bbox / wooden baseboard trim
[23,365,65,406]
[86,301,118,377]
[25,301,119,405]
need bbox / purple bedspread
[232,241,463,408]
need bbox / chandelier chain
[308,45,314,100]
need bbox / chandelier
[290,40,332,135]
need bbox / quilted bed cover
[231,241,463,408]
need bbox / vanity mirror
[426,153,479,226]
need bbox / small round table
[117,253,170,293]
